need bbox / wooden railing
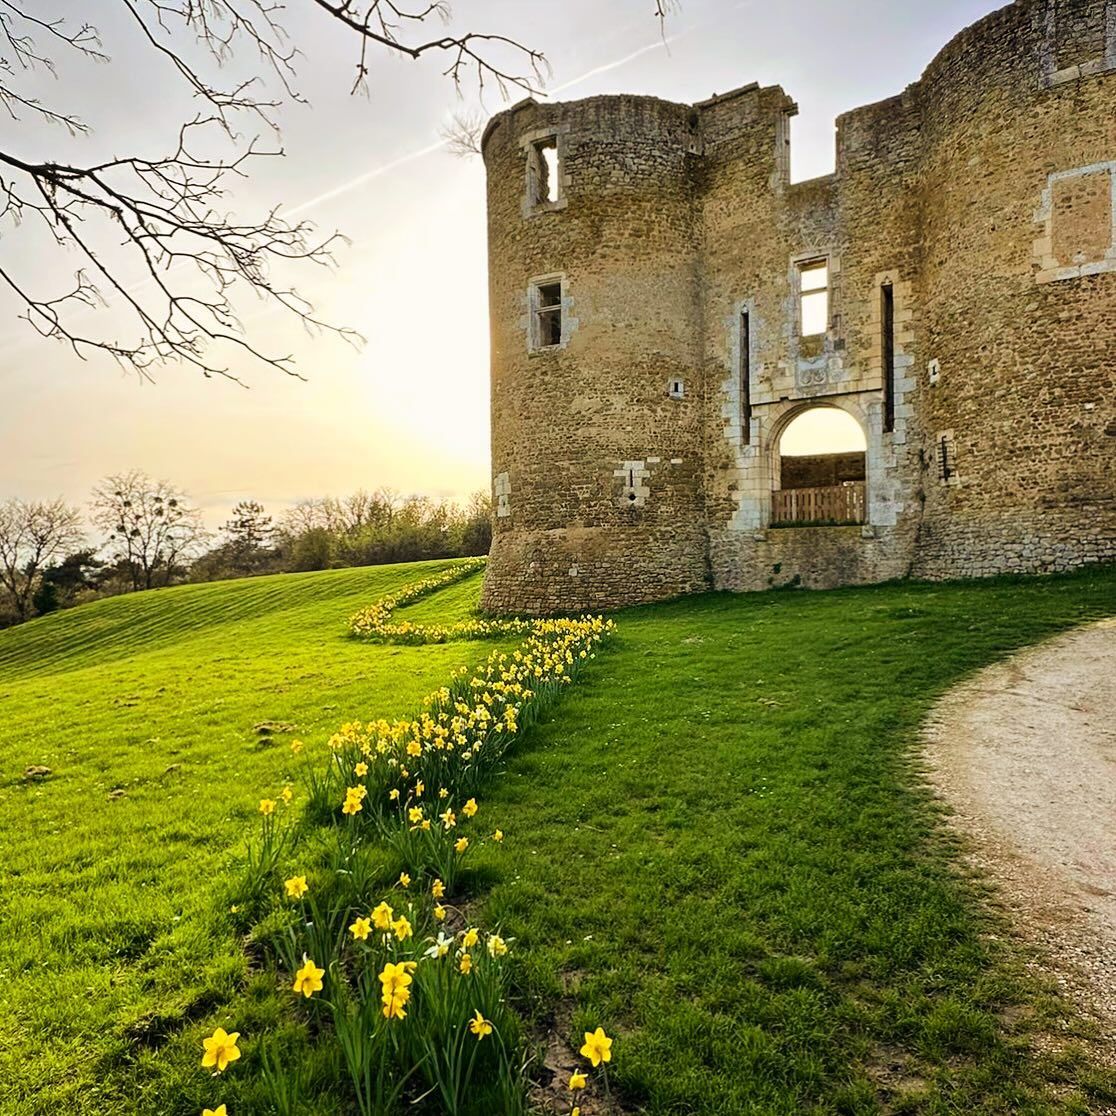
[772,483,866,526]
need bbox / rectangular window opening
[881,283,895,433]
[530,138,560,207]
[533,280,563,349]
[740,310,752,444]
[799,260,829,337]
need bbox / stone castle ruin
[481,0,1116,615]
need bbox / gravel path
[922,618,1116,1048]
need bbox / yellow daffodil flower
[458,952,472,974]
[259,799,276,816]
[492,830,504,842]
[569,1069,587,1089]
[290,739,303,754]
[455,837,469,854]
[201,1027,240,1073]
[293,959,324,998]
[284,876,308,900]
[431,879,445,899]
[580,1027,612,1067]
[434,904,446,921]
[462,798,478,818]
[462,927,479,948]
[349,916,371,941]
[354,762,368,777]
[398,872,411,888]
[487,934,508,957]
[371,901,394,930]
[391,915,412,941]
[203,1106,228,1116]
[469,1010,492,1040]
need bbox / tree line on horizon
[0,470,492,629]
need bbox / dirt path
[922,617,1116,1047]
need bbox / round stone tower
[909,0,1116,577]
[480,95,711,615]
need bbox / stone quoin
[481,0,1116,615]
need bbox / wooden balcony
[771,483,866,527]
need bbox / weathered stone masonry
[481,0,1116,615]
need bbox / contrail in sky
[284,24,695,220]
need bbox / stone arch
[767,402,869,526]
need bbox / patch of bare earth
[922,617,1116,1072]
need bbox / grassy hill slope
[0,561,491,1113]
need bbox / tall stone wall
[481,0,1116,616]
[912,0,1116,579]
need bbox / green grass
[0,559,491,1114]
[474,569,1116,1115]
[3,562,1115,1114]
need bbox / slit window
[529,137,561,207]
[532,280,563,349]
[740,310,752,444]
[799,260,829,337]
[881,283,895,433]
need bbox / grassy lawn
[477,568,1116,1115]
[3,561,1115,1114]
[0,560,490,1114]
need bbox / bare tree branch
[0,497,85,620]
[0,1,552,381]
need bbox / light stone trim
[1042,0,1116,85]
[494,471,512,518]
[1033,162,1116,283]
[614,460,651,508]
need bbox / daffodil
[259,799,275,815]
[414,780,424,796]
[433,903,446,921]
[371,901,393,930]
[391,915,412,941]
[293,958,324,998]
[290,739,303,754]
[201,1027,241,1073]
[487,934,508,957]
[580,1026,612,1067]
[458,952,472,974]
[455,836,469,854]
[439,787,449,799]
[462,927,479,948]
[349,916,371,940]
[492,829,504,842]
[408,806,425,824]
[279,785,293,804]
[203,1106,228,1116]
[354,762,368,776]
[284,876,308,900]
[462,798,478,818]
[398,872,411,888]
[424,931,453,959]
[569,1069,587,1089]
[431,878,445,899]
[469,1010,492,1040]
[388,788,400,801]
[440,808,457,830]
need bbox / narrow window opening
[740,310,752,444]
[529,137,560,208]
[533,280,563,349]
[881,283,895,433]
[939,435,953,483]
[799,260,828,337]
[541,144,560,203]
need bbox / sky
[0,0,1002,530]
